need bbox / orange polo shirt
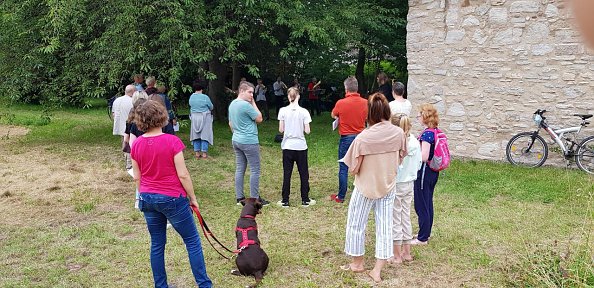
[332,92,368,135]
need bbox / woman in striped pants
[340,93,407,283]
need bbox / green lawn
[0,101,592,287]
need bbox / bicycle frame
[541,125,582,155]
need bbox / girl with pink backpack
[411,103,449,245]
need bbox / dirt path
[0,125,132,228]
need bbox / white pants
[393,181,414,244]
[344,186,396,259]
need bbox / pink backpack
[424,128,451,172]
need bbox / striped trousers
[344,186,396,260]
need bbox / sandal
[339,264,365,273]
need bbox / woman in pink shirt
[131,100,212,288]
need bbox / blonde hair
[132,91,149,105]
[418,103,439,128]
[391,113,411,137]
[287,87,300,103]
[148,94,165,107]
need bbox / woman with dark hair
[340,93,406,283]
[189,81,214,159]
[131,100,212,288]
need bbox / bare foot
[402,254,414,262]
[340,263,365,273]
[367,270,382,283]
[387,257,403,266]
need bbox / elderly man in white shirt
[112,84,136,169]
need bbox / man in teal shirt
[228,81,269,206]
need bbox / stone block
[462,16,480,27]
[555,44,579,55]
[445,30,465,44]
[446,10,459,26]
[433,69,447,76]
[545,4,559,19]
[476,4,491,15]
[489,8,508,24]
[449,122,465,131]
[472,30,488,44]
[531,44,553,56]
[451,58,466,67]
[562,73,576,81]
[563,87,584,98]
[524,22,549,44]
[510,1,539,13]
[447,102,466,117]
[407,22,422,32]
[492,28,522,45]
[478,142,500,157]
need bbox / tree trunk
[355,47,367,96]
[208,50,229,121]
[231,61,241,91]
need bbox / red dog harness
[234,215,258,254]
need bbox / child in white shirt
[389,113,422,264]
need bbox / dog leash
[190,205,236,260]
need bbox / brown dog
[231,198,269,288]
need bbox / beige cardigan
[342,121,406,199]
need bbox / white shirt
[278,104,312,150]
[255,85,267,101]
[389,99,412,116]
[273,81,285,96]
[112,95,133,136]
[397,133,422,183]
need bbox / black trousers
[256,100,269,120]
[308,99,321,116]
[282,149,310,202]
[275,96,285,115]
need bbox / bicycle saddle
[573,114,593,120]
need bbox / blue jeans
[192,139,209,152]
[140,193,212,288]
[338,135,357,200]
[232,141,261,199]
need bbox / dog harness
[234,215,258,254]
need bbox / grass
[0,99,592,287]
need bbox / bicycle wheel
[506,132,548,167]
[576,136,594,175]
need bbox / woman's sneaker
[236,197,245,206]
[302,199,316,207]
[277,200,290,208]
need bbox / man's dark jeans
[338,134,357,200]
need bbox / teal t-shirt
[228,99,259,144]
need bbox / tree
[0,0,408,120]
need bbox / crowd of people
[111,73,443,287]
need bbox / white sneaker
[302,199,316,207]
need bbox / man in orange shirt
[330,76,368,203]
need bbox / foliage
[0,0,408,111]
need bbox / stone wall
[407,0,594,164]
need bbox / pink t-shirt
[131,133,187,197]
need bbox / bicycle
[505,109,594,174]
